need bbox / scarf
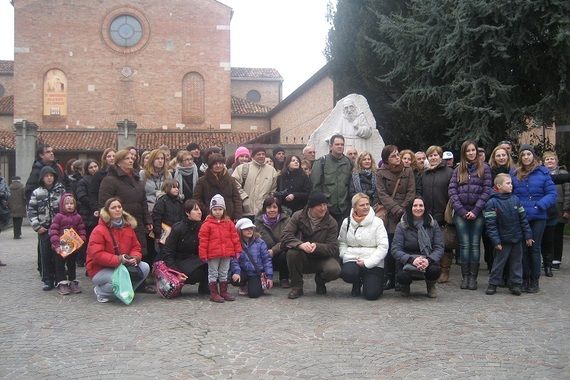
[111,218,124,228]
[308,210,322,231]
[262,213,281,229]
[414,219,432,257]
[351,210,366,225]
[387,163,404,175]
[174,165,198,199]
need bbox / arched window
[43,69,67,117]
[246,90,261,103]
[182,72,205,124]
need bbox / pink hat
[234,146,250,160]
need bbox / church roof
[0,95,13,115]
[231,96,272,116]
[0,60,14,75]
[231,67,283,81]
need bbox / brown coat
[193,168,243,220]
[281,208,339,258]
[8,180,26,217]
[376,165,416,234]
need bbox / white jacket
[338,209,389,268]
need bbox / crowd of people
[0,135,568,303]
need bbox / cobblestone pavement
[1,226,569,379]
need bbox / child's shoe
[57,281,71,295]
[69,280,82,294]
[238,285,248,296]
[509,285,522,296]
[485,284,497,295]
[209,282,224,303]
[219,281,235,301]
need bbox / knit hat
[235,218,255,230]
[209,194,226,210]
[234,146,251,160]
[519,144,536,156]
[251,146,266,156]
[307,192,328,208]
[273,146,285,156]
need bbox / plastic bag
[112,264,135,305]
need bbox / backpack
[153,261,188,299]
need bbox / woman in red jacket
[86,197,150,303]
[199,194,242,303]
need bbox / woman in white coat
[338,193,389,300]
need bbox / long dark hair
[404,196,430,227]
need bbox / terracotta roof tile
[231,67,282,80]
[0,129,264,151]
[0,60,14,75]
[0,95,14,115]
[231,96,272,116]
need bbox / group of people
[0,133,567,303]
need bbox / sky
[0,0,333,97]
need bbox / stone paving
[1,226,569,379]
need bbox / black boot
[544,264,553,277]
[528,277,540,293]
[460,264,469,289]
[384,276,395,291]
[468,263,479,290]
[522,277,530,293]
[351,282,362,297]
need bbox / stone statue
[308,94,385,164]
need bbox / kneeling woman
[161,199,209,294]
[338,193,389,300]
[86,197,150,303]
[392,196,444,298]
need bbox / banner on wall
[43,69,67,116]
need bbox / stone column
[14,120,39,183]
[117,119,137,150]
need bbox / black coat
[162,218,203,275]
[152,194,185,240]
[25,160,66,200]
[420,163,453,225]
[76,174,99,227]
[276,168,311,213]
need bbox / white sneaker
[93,287,110,303]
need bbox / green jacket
[310,154,352,215]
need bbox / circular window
[246,90,261,103]
[110,15,142,47]
[102,7,150,54]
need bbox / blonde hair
[494,173,511,186]
[400,149,422,172]
[351,192,370,208]
[355,151,376,172]
[543,151,558,161]
[488,146,514,170]
[425,145,443,158]
[143,149,172,180]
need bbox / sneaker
[238,286,248,296]
[486,284,497,295]
[93,287,110,303]
[42,281,54,291]
[69,280,82,294]
[57,282,71,295]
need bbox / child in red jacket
[199,194,241,303]
[49,193,86,295]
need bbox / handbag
[444,200,454,225]
[376,177,401,224]
[153,260,188,299]
[107,225,144,284]
[442,224,457,251]
[243,247,270,290]
[112,264,135,305]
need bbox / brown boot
[219,281,235,301]
[437,250,452,283]
[209,282,224,303]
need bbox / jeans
[488,243,522,286]
[523,219,546,279]
[92,261,150,299]
[453,214,485,264]
[340,261,384,300]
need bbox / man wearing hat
[8,176,26,239]
[443,151,454,168]
[280,192,341,299]
[232,146,278,218]
[272,146,286,172]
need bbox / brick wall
[13,0,232,131]
[231,79,282,108]
[271,75,334,145]
[231,117,270,133]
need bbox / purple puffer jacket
[49,193,87,251]
[448,163,492,218]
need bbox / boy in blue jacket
[230,218,273,298]
[484,173,533,295]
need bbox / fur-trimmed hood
[98,208,138,229]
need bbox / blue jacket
[483,192,532,246]
[512,166,557,221]
[230,237,273,279]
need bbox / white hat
[209,194,226,210]
[235,218,255,230]
[442,151,453,160]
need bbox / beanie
[273,146,285,156]
[519,144,536,156]
[251,146,266,156]
[209,194,226,210]
[307,192,328,208]
[234,146,251,160]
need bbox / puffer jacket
[281,207,339,258]
[512,165,557,221]
[230,237,273,278]
[448,163,492,218]
[232,160,278,216]
[391,214,444,266]
[338,209,389,268]
[49,193,87,251]
[198,215,241,260]
[194,168,242,220]
[254,211,290,254]
[376,165,416,234]
[162,218,202,274]
[152,193,185,241]
[420,162,453,224]
[86,211,141,278]
[483,192,532,246]
[27,167,66,231]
